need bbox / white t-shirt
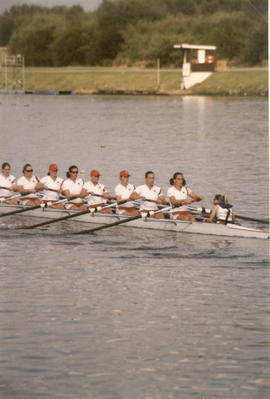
[62,178,84,202]
[135,184,163,211]
[83,181,108,205]
[40,175,63,201]
[17,175,40,198]
[167,185,192,212]
[0,173,16,197]
[114,183,135,208]
[216,205,233,221]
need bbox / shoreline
[0,68,268,97]
[0,89,267,97]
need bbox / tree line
[0,0,267,67]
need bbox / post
[157,58,160,90]
[22,55,25,91]
[4,56,7,91]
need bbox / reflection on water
[0,95,269,399]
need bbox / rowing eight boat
[0,203,268,239]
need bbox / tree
[242,22,268,65]
[9,14,60,65]
[96,0,168,61]
[0,15,14,45]
[164,0,197,15]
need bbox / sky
[0,0,102,14]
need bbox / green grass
[191,70,268,96]
[21,67,182,92]
[0,66,268,95]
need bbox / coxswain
[114,170,139,216]
[81,169,113,214]
[130,171,167,219]
[0,162,18,204]
[40,164,64,208]
[204,194,235,224]
[167,172,204,221]
[62,165,85,210]
[17,164,44,206]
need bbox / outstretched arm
[189,192,204,202]
[204,206,218,223]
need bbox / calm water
[0,94,269,399]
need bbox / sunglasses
[71,171,78,174]
[25,169,33,172]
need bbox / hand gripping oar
[0,186,14,191]
[0,195,75,219]
[74,206,172,235]
[85,192,117,201]
[0,193,21,202]
[187,206,269,225]
[20,201,119,230]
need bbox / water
[0,94,269,399]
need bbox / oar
[74,206,172,235]
[85,192,117,200]
[0,186,13,191]
[188,206,269,225]
[0,203,43,218]
[140,197,170,205]
[0,195,74,219]
[0,193,21,202]
[20,201,119,230]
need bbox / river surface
[0,94,269,399]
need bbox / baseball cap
[49,163,58,171]
[91,169,101,177]
[120,170,130,177]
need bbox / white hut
[174,43,216,89]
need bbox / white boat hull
[0,203,268,239]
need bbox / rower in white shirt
[0,162,18,204]
[17,163,44,206]
[114,170,139,216]
[167,172,204,221]
[62,165,85,210]
[40,163,64,208]
[130,171,167,219]
[81,169,113,214]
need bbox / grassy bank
[190,70,268,96]
[12,67,181,93]
[0,66,268,96]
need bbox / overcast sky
[0,0,102,14]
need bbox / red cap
[49,163,58,171]
[90,169,101,177]
[120,170,130,177]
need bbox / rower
[17,164,44,206]
[81,169,113,214]
[204,194,235,224]
[167,172,204,222]
[114,170,139,216]
[40,164,64,208]
[0,162,18,204]
[62,165,86,210]
[130,171,167,219]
